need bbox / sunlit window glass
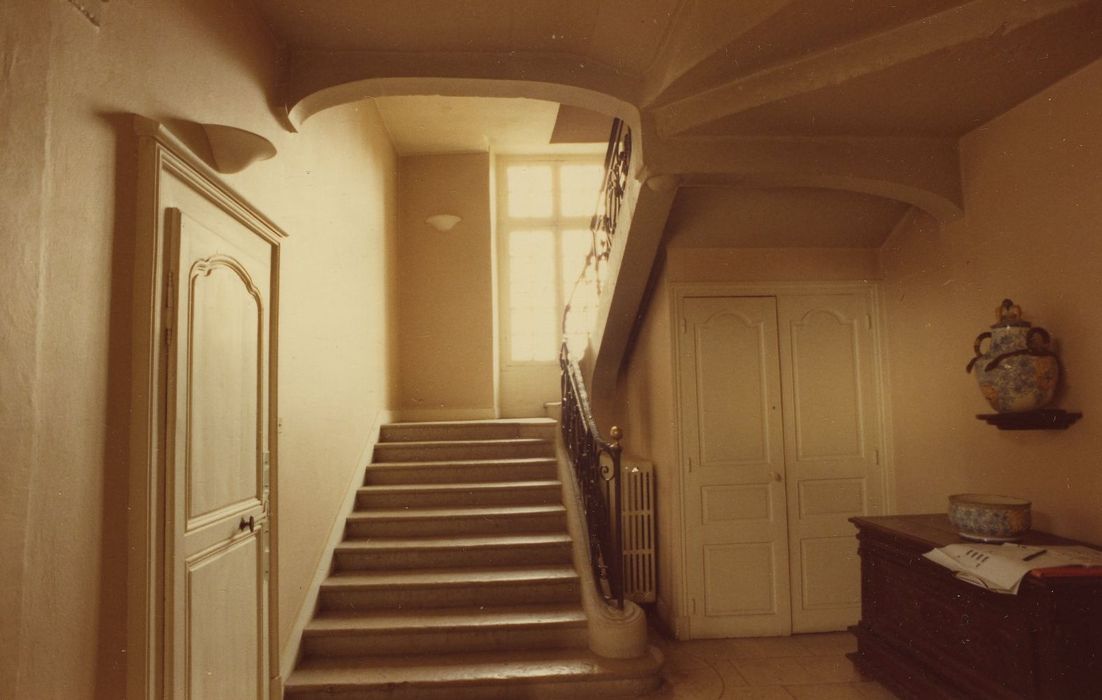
[559,164,604,217]
[507,165,553,218]
[508,230,557,361]
[560,229,592,301]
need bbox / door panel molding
[128,116,286,700]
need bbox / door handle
[773,472,784,483]
[239,515,255,533]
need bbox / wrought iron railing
[561,118,631,350]
[558,118,632,610]
[560,343,625,609]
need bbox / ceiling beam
[653,0,1093,137]
[641,130,963,223]
[639,0,794,105]
[284,50,642,131]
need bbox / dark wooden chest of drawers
[849,514,1102,699]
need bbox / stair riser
[302,625,586,658]
[380,424,556,443]
[356,486,561,509]
[345,513,566,538]
[286,675,662,700]
[366,462,557,485]
[333,543,573,571]
[373,442,552,463]
[319,580,580,611]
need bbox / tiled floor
[646,628,898,699]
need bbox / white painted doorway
[128,119,284,699]
[676,286,886,638]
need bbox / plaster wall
[879,56,1102,544]
[617,264,679,630]
[665,246,880,282]
[0,1,397,697]
[396,153,497,419]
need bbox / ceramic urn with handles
[966,299,1059,413]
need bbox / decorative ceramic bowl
[948,493,1032,542]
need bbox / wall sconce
[425,214,462,232]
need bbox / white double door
[678,292,884,637]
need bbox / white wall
[0,2,397,696]
[395,153,496,419]
[879,56,1102,543]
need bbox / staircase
[284,418,662,699]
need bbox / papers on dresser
[923,543,1102,594]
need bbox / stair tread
[337,533,571,551]
[287,647,662,689]
[378,438,551,448]
[368,457,556,468]
[323,565,579,588]
[382,418,555,429]
[347,504,565,520]
[306,603,586,633]
[358,479,561,493]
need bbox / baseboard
[389,407,497,422]
[278,408,392,680]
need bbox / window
[499,159,604,362]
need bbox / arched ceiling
[253,0,1102,236]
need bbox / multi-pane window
[500,160,603,362]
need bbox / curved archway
[286,76,645,172]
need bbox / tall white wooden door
[165,207,273,699]
[776,294,883,632]
[679,297,791,637]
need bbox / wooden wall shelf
[976,409,1081,430]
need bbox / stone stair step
[380,418,556,443]
[373,438,553,463]
[318,565,581,611]
[364,458,558,485]
[355,479,562,508]
[344,504,566,538]
[300,603,587,657]
[285,647,665,700]
[333,532,573,570]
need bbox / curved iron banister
[557,118,632,610]
[560,342,624,609]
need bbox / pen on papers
[1023,549,1047,562]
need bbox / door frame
[668,280,895,638]
[127,116,286,699]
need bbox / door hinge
[681,317,688,333]
[865,314,872,330]
[874,449,880,465]
[163,325,172,345]
[690,597,697,614]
